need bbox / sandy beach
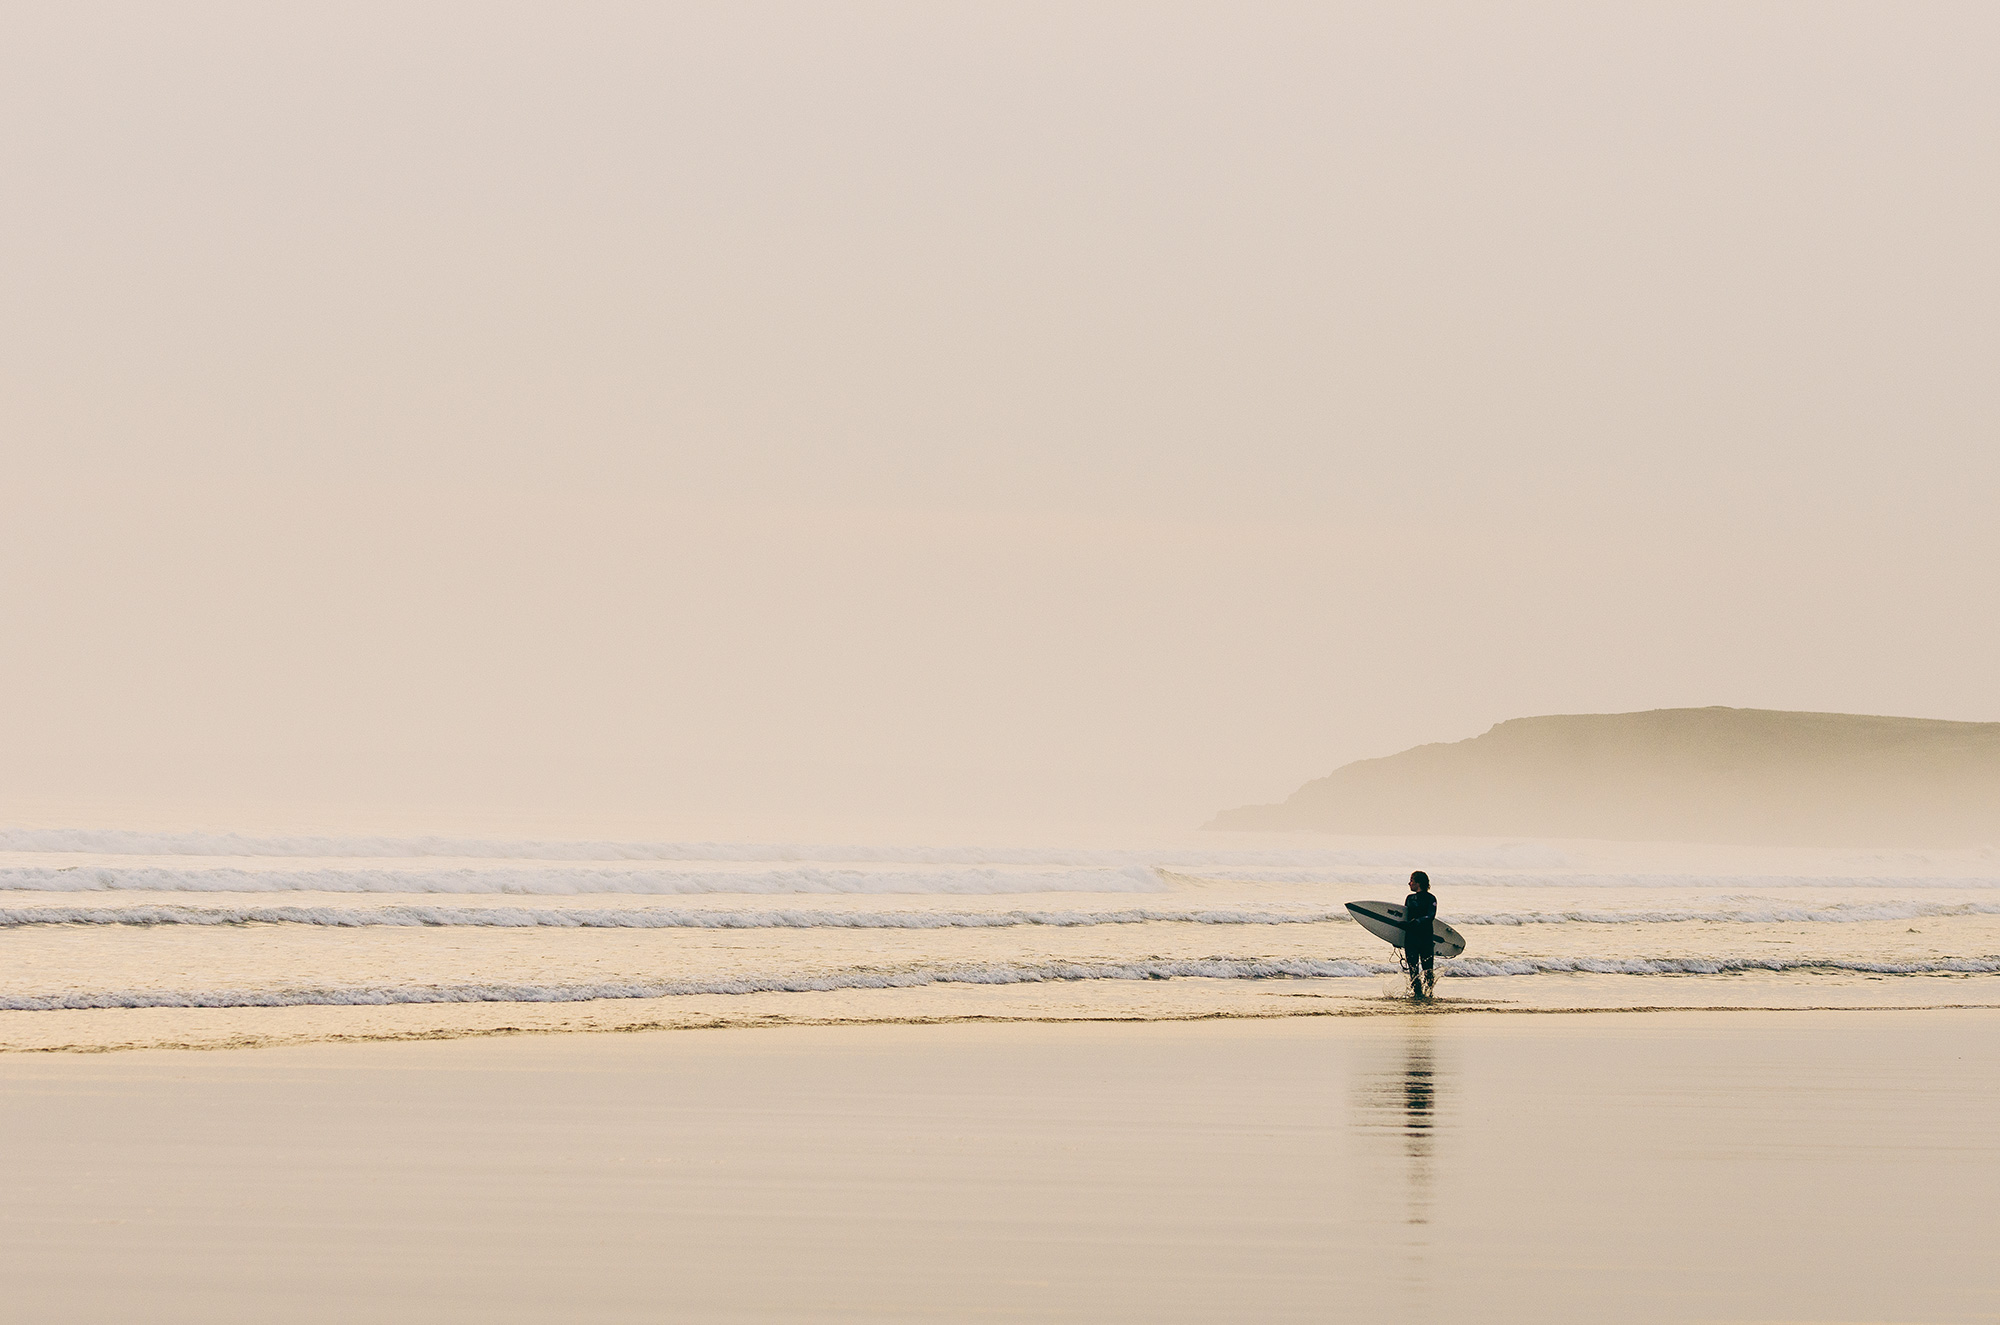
[10,3,1998,1321]
[4,1008,1994,1323]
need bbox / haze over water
[6,2,1997,842]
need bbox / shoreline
[5,984,1998,1056]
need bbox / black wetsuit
[1403,890,1437,997]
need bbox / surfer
[1403,871,1436,998]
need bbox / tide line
[6,953,1996,1012]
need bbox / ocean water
[4,828,1997,1051]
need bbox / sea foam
[6,952,1995,1012]
[0,827,1568,870]
[0,864,1168,896]
[4,899,1998,929]
[1177,869,2000,889]
[0,903,1334,929]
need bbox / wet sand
[3,1010,1995,1323]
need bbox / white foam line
[1452,901,2000,924]
[6,954,1996,1012]
[1443,955,2000,976]
[0,904,1345,930]
[0,827,1566,870]
[1186,870,2000,889]
[7,900,1999,930]
[16,863,1998,901]
[0,958,1389,1010]
[0,864,1168,897]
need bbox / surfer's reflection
[1355,1023,1444,1230]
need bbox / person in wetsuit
[1403,870,1437,998]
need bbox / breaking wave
[7,953,1997,1011]
[0,827,1567,871]
[0,958,1390,1010]
[0,903,1340,929]
[5,899,1999,929]
[0,864,1168,897]
[1451,900,2000,924]
[1179,869,2000,889]
[16,862,1998,902]
[1441,954,2000,976]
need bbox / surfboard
[1345,900,1467,959]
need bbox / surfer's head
[1408,871,1430,892]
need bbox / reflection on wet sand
[1354,1021,1445,1235]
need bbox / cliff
[1207,707,2000,846]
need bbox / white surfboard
[1345,900,1467,959]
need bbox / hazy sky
[5,2,1996,836]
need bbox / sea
[4,826,1997,1052]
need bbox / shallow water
[3,830,1997,1050]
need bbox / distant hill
[1207,708,2000,846]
